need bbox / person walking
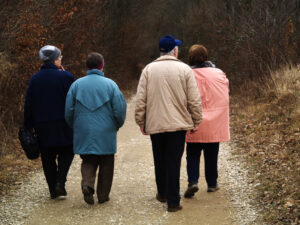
[24,45,75,199]
[184,44,230,198]
[135,35,202,212]
[65,52,126,205]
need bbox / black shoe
[156,193,167,203]
[82,185,94,205]
[207,184,220,192]
[184,184,199,198]
[55,183,67,197]
[167,205,183,212]
[50,193,57,199]
[98,197,109,204]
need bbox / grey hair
[160,46,178,56]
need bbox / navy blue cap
[159,35,182,53]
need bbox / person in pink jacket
[184,44,230,198]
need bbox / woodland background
[0,0,299,224]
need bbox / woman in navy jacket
[24,45,75,199]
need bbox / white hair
[160,46,178,56]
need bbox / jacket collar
[86,69,105,77]
[192,61,216,69]
[41,63,58,70]
[155,55,179,62]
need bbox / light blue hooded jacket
[65,69,127,155]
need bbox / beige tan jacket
[135,55,202,134]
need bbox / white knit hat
[39,45,61,63]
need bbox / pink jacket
[186,67,230,143]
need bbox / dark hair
[188,44,208,66]
[86,52,104,69]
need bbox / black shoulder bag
[18,126,40,160]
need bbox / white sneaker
[207,184,220,192]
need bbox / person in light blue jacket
[65,52,126,205]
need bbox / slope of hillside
[230,65,300,224]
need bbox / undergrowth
[230,64,300,224]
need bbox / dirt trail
[3,98,239,225]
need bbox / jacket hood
[73,72,110,111]
[86,69,104,77]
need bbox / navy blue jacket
[24,63,75,147]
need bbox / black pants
[80,154,114,201]
[186,142,219,187]
[150,131,186,206]
[40,146,74,196]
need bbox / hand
[190,126,198,133]
[140,126,147,135]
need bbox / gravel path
[0,98,260,225]
[219,143,260,224]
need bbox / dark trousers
[40,146,74,196]
[150,131,186,206]
[80,154,114,201]
[186,142,219,187]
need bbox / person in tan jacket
[135,35,202,212]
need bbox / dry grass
[230,64,300,224]
[0,53,41,195]
[0,135,41,195]
[269,65,300,99]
